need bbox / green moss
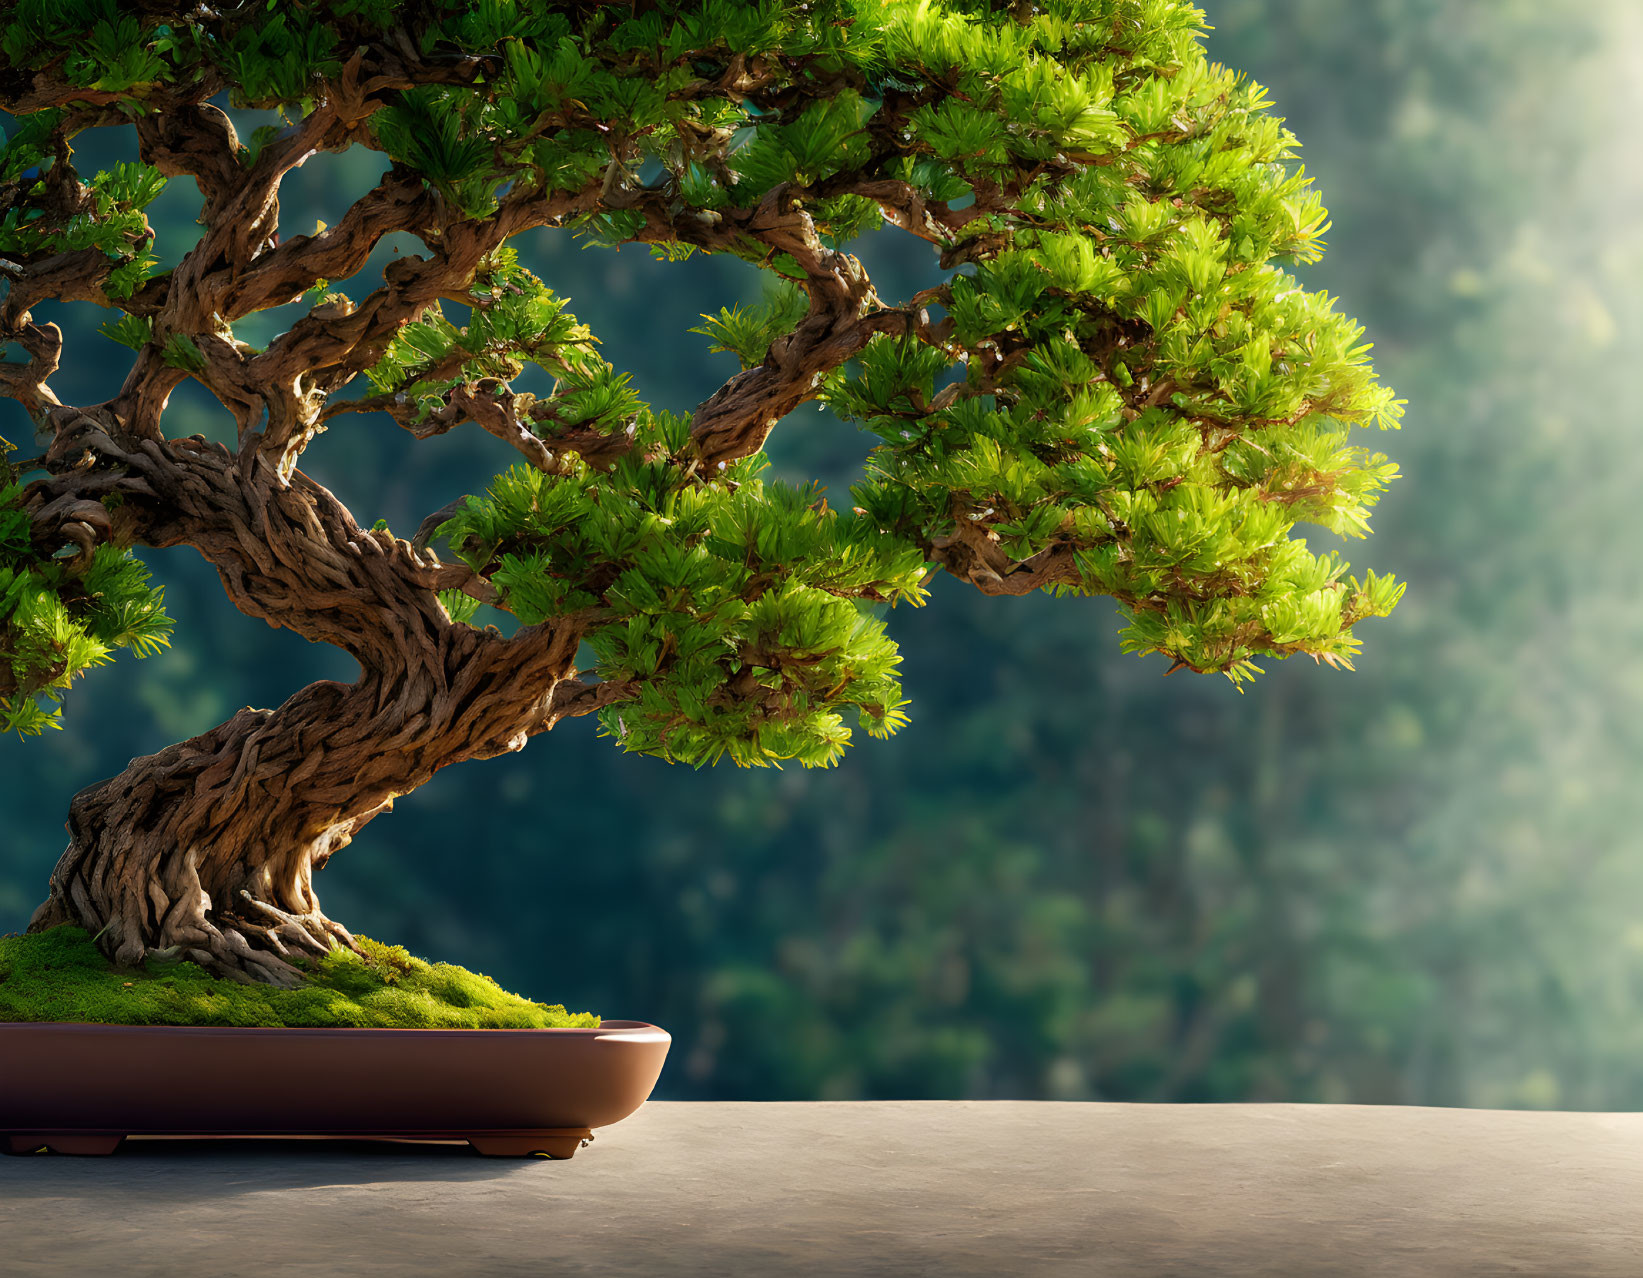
[0,927,599,1029]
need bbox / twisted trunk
[25,427,584,985]
[27,658,578,986]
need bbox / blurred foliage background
[4,0,1643,1106]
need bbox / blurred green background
[4,0,1642,1106]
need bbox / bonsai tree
[0,0,1402,990]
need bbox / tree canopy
[1,0,1400,765]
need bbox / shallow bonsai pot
[0,1019,668,1158]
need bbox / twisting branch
[0,318,63,420]
[822,177,989,247]
[134,103,245,222]
[539,674,640,727]
[0,246,135,321]
[924,517,1083,595]
[221,168,439,319]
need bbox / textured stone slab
[2,1101,1640,1276]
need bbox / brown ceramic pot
[0,1019,669,1158]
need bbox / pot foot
[4,1132,125,1156]
[467,1128,592,1159]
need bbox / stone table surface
[2,1102,1641,1276]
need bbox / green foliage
[443,453,926,767]
[437,588,482,625]
[690,282,809,370]
[372,85,502,218]
[1,0,165,93]
[825,25,1408,683]
[0,441,172,736]
[0,926,599,1028]
[0,109,56,184]
[363,248,609,423]
[729,90,876,193]
[158,332,206,373]
[0,0,1399,755]
[0,142,165,303]
[97,314,153,352]
[219,10,342,108]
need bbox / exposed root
[236,890,348,958]
[170,929,303,988]
[177,892,367,988]
[32,871,362,990]
[26,895,71,933]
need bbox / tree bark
[27,665,562,986]
[24,428,587,985]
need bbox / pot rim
[0,1018,668,1040]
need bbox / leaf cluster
[0,125,165,301]
[689,280,809,371]
[0,443,172,736]
[363,248,615,426]
[442,446,927,768]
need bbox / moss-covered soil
[0,926,599,1029]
